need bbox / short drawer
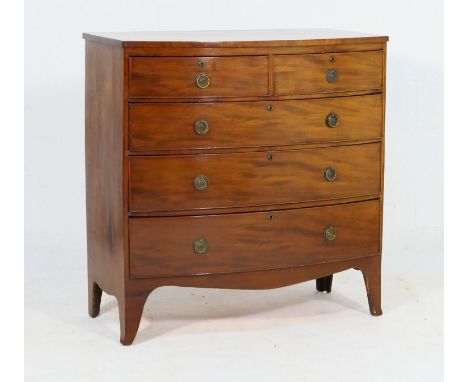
[129,56,269,98]
[129,94,383,151]
[274,50,383,95]
[129,200,380,278]
[129,143,381,212]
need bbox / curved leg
[88,280,102,318]
[359,256,382,316]
[118,292,150,346]
[316,275,333,293]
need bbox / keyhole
[198,60,205,68]
[267,153,273,161]
[329,56,335,63]
[268,214,273,221]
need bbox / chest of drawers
[83,29,388,345]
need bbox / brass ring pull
[193,238,208,254]
[326,112,340,128]
[196,73,210,89]
[326,69,339,83]
[194,120,209,135]
[324,167,337,181]
[323,227,336,241]
[194,175,209,191]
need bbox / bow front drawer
[129,94,383,151]
[129,56,269,98]
[129,200,380,278]
[274,50,383,95]
[129,143,381,212]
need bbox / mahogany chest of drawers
[83,29,388,345]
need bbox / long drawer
[129,200,380,278]
[129,143,381,212]
[274,50,383,95]
[129,94,383,151]
[129,56,269,98]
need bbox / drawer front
[274,51,383,95]
[129,200,380,278]
[129,143,381,212]
[129,56,269,98]
[129,94,383,151]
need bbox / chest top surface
[82,28,388,48]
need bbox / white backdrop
[25,0,443,380]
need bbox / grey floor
[25,254,442,382]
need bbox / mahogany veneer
[129,94,383,151]
[83,29,388,345]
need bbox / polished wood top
[82,29,388,48]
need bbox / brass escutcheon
[326,69,338,83]
[194,119,209,135]
[326,112,340,128]
[196,73,210,88]
[193,238,208,254]
[324,167,337,181]
[194,175,209,191]
[323,227,336,241]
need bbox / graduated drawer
[129,200,380,278]
[274,50,383,95]
[129,94,383,151]
[129,56,269,98]
[129,143,381,212]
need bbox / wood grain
[85,41,125,309]
[124,43,387,59]
[359,255,382,315]
[119,255,382,344]
[129,94,383,151]
[84,31,388,345]
[129,56,269,98]
[82,29,388,48]
[129,143,381,212]
[128,195,380,217]
[128,90,382,105]
[274,50,383,95]
[129,200,380,278]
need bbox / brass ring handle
[323,227,336,241]
[326,69,339,83]
[194,119,209,135]
[194,175,209,191]
[193,238,208,254]
[324,167,337,181]
[196,73,210,89]
[326,112,340,128]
